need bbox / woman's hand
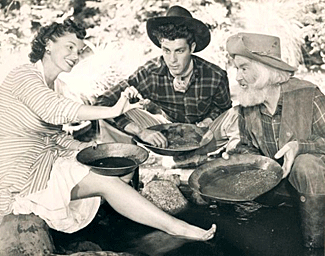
[116,86,145,114]
[121,86,141,99]
[77,86,146,120]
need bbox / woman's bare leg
[71,171,216,241]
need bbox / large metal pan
[76,143,149,176]
[132,123,214,156]
[188,154,283,203]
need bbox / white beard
[237,86,268,107]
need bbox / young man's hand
[138,129,168,148]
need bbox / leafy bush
[1,0,324,91]
[297,0,325,71]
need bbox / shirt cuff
[114,115,132,130]
[298,139,317,155]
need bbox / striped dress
[0,63,82,219]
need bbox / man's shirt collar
[260,90,283,116]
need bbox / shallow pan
[133,123,214,156]
[76,143,149,176]
[188,154,283,203]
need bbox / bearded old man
[225,32,325,248]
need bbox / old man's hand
[274,141,299,179]
[196,118,213,128]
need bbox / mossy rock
[0,214,55,256]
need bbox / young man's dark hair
[152,24,195,49]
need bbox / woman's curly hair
[29,18,86,63]
[152,24,195,48]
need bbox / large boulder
[0,214,55,256]
[0,214,138,256]
[141,179,189,215]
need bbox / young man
[95,5,235,154]
[226,32,325,248]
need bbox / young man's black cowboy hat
[146,5,211,53]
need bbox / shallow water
[51,186,325,256]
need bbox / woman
[0,18,216,240]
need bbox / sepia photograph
[0,0,324,255]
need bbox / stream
[50,185,324,256]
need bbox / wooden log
[0,214,55,256]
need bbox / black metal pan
[188,154,283,203]
[76,143,149,176]
[132,123,214,156]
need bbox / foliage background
[0,2,324,253]
[0,0,324,102]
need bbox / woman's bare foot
[171,223,217,241]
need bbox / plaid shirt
[96,55,231,129]
[239,86,325,159]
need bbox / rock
[0,214,55,256]
[141,179,189,215]
[53,252,135,256]
[190,191,209,206]
[131,230,190,256]
[172,154,209,168]
[0,214,137,256]
[65,241,102,255]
